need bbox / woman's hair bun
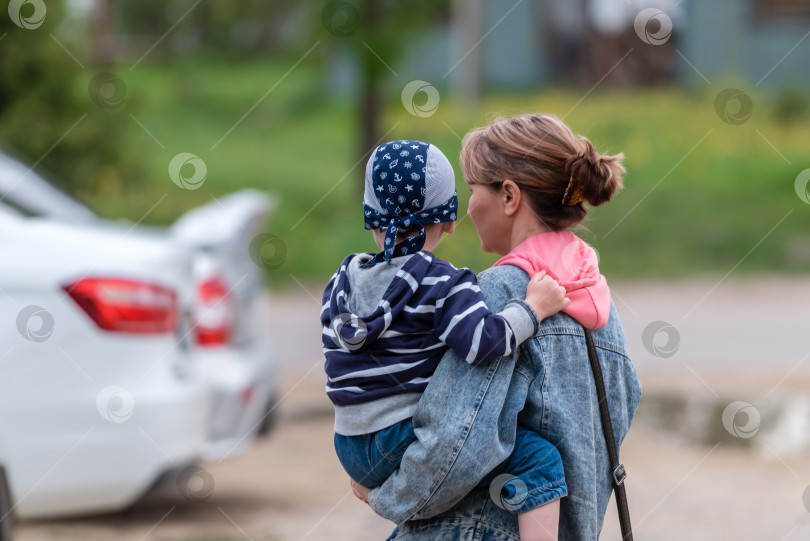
[565,137,625,207]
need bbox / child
[322,140,569,541]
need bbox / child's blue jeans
[334,418,567,514]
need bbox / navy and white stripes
[322,251,538,435]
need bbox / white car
[0,152,278,518]
[0,207,210,519]
[171,192,280,459]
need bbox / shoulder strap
[583,327,633,540]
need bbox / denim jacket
[368,264,642,540]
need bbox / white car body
[0,210,210,518]
[0,152,278,517]
[172,192,279,459]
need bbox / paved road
[17,279,810,540]
[271,276,810,394]
[262,278,810,538]
[285,275,810,362]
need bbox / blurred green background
[3,0,810,287]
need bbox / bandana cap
[362,140,457,266]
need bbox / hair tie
[562,173,584,206]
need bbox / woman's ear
[501,179,522,217]
[442,221,456,235]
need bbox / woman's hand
[525,270,570,321]
[350,478,370,504]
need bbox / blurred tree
[114,0,300,59]
[108,0,452,189]
[192,1,304,54]
[450,0,483,106]
[317,0,451,186]
[90,0,115,65]
[0,0,129,200]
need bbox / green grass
[73,59,810,287]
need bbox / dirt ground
[17,280,810,540]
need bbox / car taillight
[194,276,234,346]
[241,385,254,405]
[63,278,178,334]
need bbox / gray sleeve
[498,299,539,346]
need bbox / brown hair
[460,113,625,231]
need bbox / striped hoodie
[322,251,538,436]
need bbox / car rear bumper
[7,380,210,519]
[192,339,278,461]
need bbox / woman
[352,113,642,540]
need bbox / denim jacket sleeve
[368,266,528,524]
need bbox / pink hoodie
[494,231,611,329]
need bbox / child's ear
[442,221,456,235]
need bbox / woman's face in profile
[466,182,508,255]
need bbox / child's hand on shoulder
[525,270,570,321]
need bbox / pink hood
[494,231,611,329]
